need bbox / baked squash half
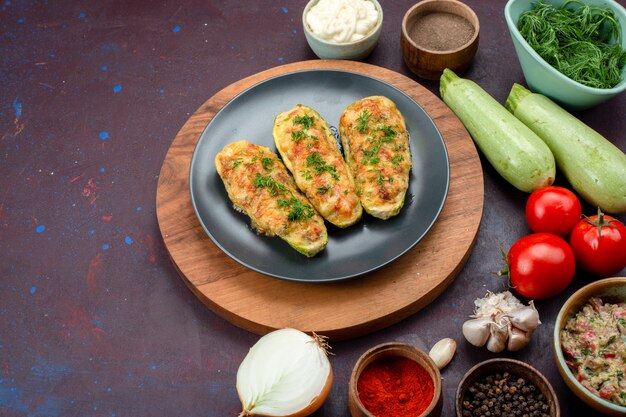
[339,96,412,219]
[215,140,328,257]
[273,105,362,228]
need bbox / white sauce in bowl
[305,0,379,44]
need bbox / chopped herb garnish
[301,169,313,180]
[261,157,274,170]
[291,130,307,142]
[277,197,315,221]
[317,185,332,195]
[291,129,318,143]
[392,155,404,167]
[292,114,315,130]
[233,159,242,169]
[306,152,340,180]
[254,173,287,196]
[378,125,397,142]
[356,109,371,133]
[581,347,593,356]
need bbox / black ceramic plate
[189,69,449,282]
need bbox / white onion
[236,328,333,417]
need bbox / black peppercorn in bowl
[455,358,560,417]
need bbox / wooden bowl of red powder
[348,342,443,417]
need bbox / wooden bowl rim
[401,0,480,55]
[553,277,626,415]
[455,358,560,417]
[349,342,442,417]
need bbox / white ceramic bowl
[302,0,383,60]
[505,0,626,110]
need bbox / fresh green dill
[316,185,332,195]
[253,173,286,196]
[362,140,381,165]
[306,152,339,180]
[392,155,404,167]
[292,114,316,130]
[301,169,313,181]
[232,159,242,169]
[356,109,372,133]
[291,130,307,142]
[277,197,315,221]
[581,347,593,356]
[261,157,274,170]
[378,125,397,142]
[291,129,318,143]
[517,0,626,88]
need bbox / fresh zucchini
[440,69,556,192]
[506,84,626,214]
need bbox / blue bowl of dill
[505,0,626,110]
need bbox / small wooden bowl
[348,342,443,417]
[401,0,480,80]
[554,277,626,416]
[456,358,560,417]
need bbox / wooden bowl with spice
[348,342,443,417]
[401,0,479,80]
[456,358,560,417]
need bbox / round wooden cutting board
[156,60,483,341]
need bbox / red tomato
[506,233,576,299]
[525,186,582,237]
[569,210,626,277]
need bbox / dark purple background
[1,1,625,416]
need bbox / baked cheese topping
[339,96,412,219]
[273,105,362,228]
[215,140,327,257]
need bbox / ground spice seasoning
[357,356,434,416]
[408,12,475,51]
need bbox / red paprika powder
[357,356,434,416]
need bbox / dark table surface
[2,1,625,416]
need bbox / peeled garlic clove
[429,338,456,369]
[486,321,509,353]
[462,317,492,347]
[508,302,541,332]
[507,326,530,351]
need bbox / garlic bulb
[462,291,541,352]
[429,338,457,369]
[508,302,541,332]
[236,328,333,417]
[486,319,508,353]
[507,326,529,351]
[462,317,492,347]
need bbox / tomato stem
[582,207,616,238]
[496,247,511,284]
